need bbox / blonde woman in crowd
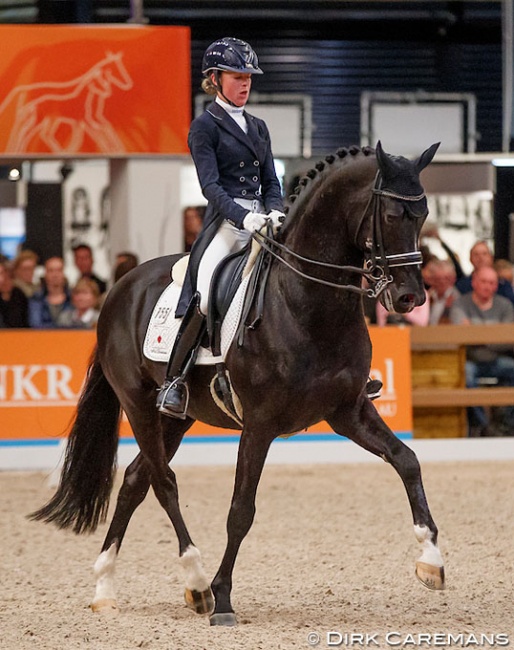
[56,277,100,329]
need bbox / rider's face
[217,71,252,107]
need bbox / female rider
[156,37,285,417]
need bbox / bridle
[252,172,427,299]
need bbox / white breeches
[197,220,252,315]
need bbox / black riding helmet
[202,37,263,76]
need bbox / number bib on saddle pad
[143,272,252,365]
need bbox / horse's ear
[414,142,440,173]
[375,140,396,176]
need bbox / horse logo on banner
[0,51,133,154]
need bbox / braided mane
[283,145,375,221]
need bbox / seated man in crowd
[456,240,514,304]
[72,243,107,296]
[450,265,514,436]
[29,257,73,328]
[113,251,139,283]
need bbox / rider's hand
[243,212,267,233]
[267,210,286,231]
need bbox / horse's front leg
[327,400,445,590]
[210,429,273,626]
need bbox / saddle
[207,230,273,357]
[205,229,274,423]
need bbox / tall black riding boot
[366,378,383,400]
[156,293,206,419]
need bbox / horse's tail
[29,347,121,535]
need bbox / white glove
[243,212,267,233]
[267,210,286,230]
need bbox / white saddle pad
[143,274,252,365]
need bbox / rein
[252,230,390,297]
[253,173,426,299]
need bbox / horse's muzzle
[380,285,426,314]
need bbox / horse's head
[367,140,439,314]
[103,51,133,91]
[270,143,437,315]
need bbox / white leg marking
[414,524,444,567]
[92,543,118,604]
[179,545,210,592]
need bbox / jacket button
[240,176,245,182]
[253,160,259,166]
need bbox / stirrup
[366,379,382,401]
[157,378,189,419]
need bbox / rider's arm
[188,121,248,228]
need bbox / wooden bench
[410,324,514,437]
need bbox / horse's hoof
[184,587,215,615]
[209,612,238,627]
[90,598,119,615]
[415,561,445,590]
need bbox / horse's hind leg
[91,415,213,615]
[328,401,445,590]
[91,451,150,614]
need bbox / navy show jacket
[188,101,283,229]
[176,101,284,316]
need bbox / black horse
[31,142,445,626]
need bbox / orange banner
[0,25,190,155]
[290,326,412,438]
[0,327,412,444]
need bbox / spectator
[183,205,205,252]
[0,260,29,327]
[98,251,141,310]
[114,250,139,269]
[425,258,461,325]
[450,265,514,436]
[29,257,73,328]
[494,258,514,288]
[420,245,439,289]
[456,240,514,304]
[12,249,40,298]
[113,251,139,283]
[420,223,464,280]
[56,277,100,329]
[72,243,107,296]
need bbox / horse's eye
[384,213,400,224]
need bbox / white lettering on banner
[370,358,397,400]
[46,365,76,400]
[12,365,43,400]
[376,402,398,418]
[0,365,6,400]
[0,364,79,405]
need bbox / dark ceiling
[0,1,503,44]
